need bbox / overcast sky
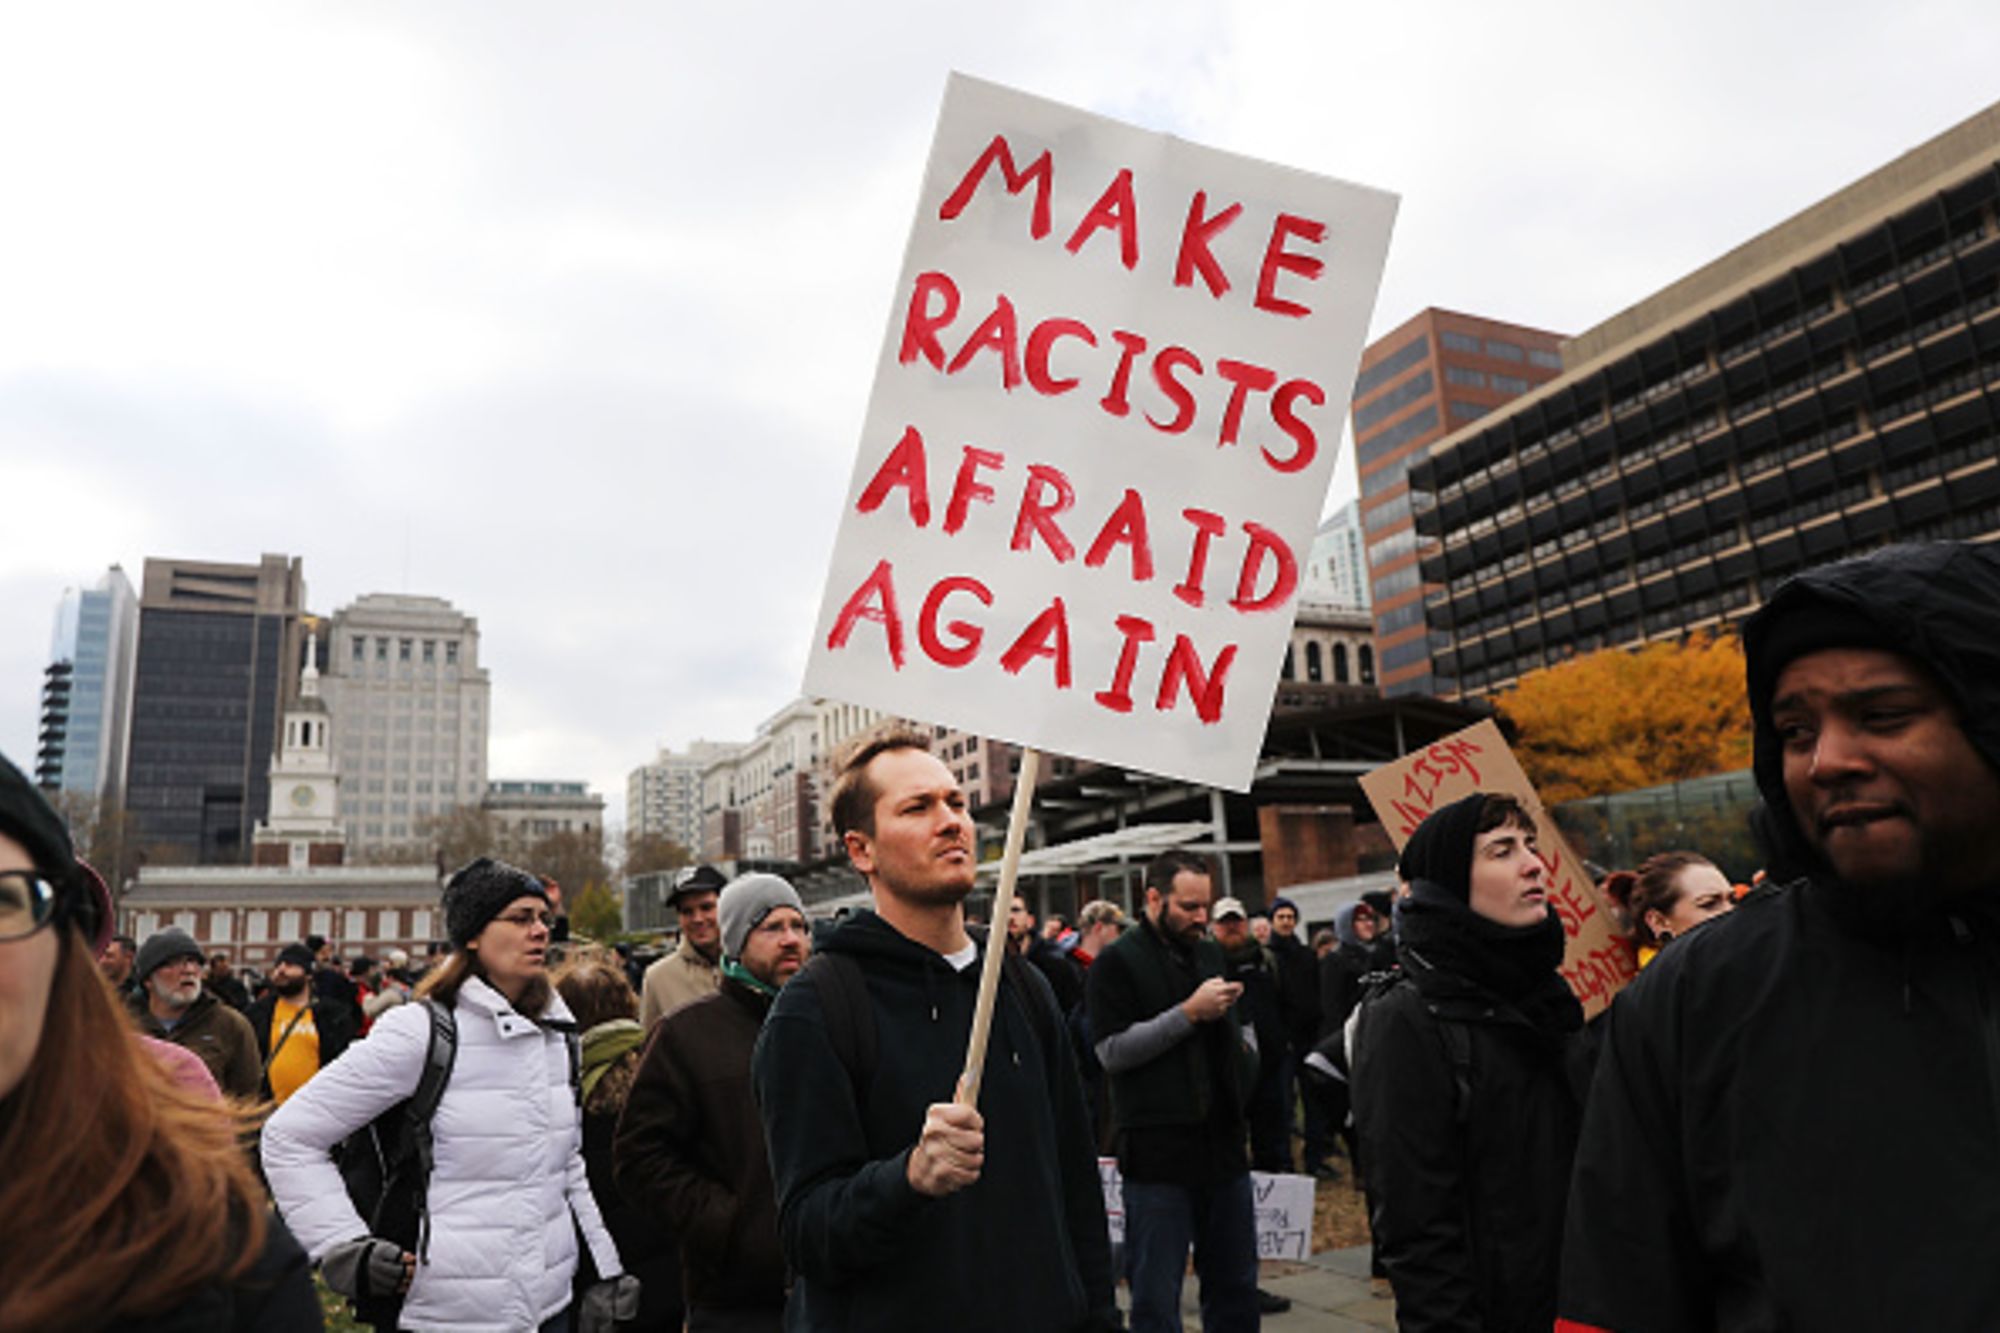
[5,1,1996,826]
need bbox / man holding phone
[1086,849,1261,1333]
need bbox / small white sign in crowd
[1098,1159,1317,1262]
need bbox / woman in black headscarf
[1349,791,1584,1333]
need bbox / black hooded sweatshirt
[751,909,1116,1333]
[1559,541,2000,1331]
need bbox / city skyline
[6,4,1998,816]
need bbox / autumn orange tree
[1493,630,1752,805]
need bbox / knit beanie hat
[274,942,316,970]
[1397,792,1493,901]
[718,872,805,960]
[136,926,204,983]
[442,856,549,948]
[0,749,98,944]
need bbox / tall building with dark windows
[1408,100,2000,699]
[125,555,308,864]
[1351,310,1567,696]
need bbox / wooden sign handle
[958,746,1041,1108]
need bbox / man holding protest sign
[1349,791,1584,1332]
[786,70,1397,1332]
[751,733,1115,1332]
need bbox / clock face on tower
[291,784,316,809]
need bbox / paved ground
[1117,1245,1397,1330]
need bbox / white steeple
[254,625,345,867]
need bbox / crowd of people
[2,538,1998,1331]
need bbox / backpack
[332,999,583,1330]
[1345,973,1475,1127]
[801,948,1063,1103]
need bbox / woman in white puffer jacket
[264,858,639,1333]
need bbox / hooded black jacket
[1351,883,1583,1333]
[750,910,1115,1333]
[1559,541,2000,1331]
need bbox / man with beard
[641,863,727,1028]
[128,927,261,1099]
[248,942,355,1105]
[1088,851,1259,1333]
[752,731,1115,1332]
[1560,542,2000,1331]
[1011,892,1085,1014]
[618,873,812,1333]
[99,932,140,1003]
[1350,792,1584,1331]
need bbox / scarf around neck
[1397,880,1582,1038]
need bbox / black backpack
[334,1000,458,1329]
[332,999,582,1330]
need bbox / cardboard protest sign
[805,73,1396,790]
[1100,1160,1314,1260]
[1359,720,1639,1018]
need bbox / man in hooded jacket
[1350,791,1584,1332]
[1558,541,2000,1332]
[751,733,1115,1333]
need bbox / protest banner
[1099,1159,1314,1261]
[803,72,1397,793]
[806,73,1396,1109]
[1358,719,1638,1018]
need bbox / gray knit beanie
[718,873,806,959]
[136,926,204,983]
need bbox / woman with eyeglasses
[263,856,639,1333]
[0,752,322,1330]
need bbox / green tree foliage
[567,882,623,940]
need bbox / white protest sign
[1098,1159,1316,1260]
[805,73,1396,790]
[1250,1171,1316,1261]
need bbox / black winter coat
[1268,932,1321,1055]
[1561,881,2000,1331]
[1561,538,2000,1332]
[1351,894,1582,1333]
[751,911,1115,1333]
[1319,940,1372,1038]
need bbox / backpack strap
[566,1030,582,1106]
[804,952,879,1096]
[404,999,458,1263]
[1434,1014,1474,1128]
[259,1003,312,1097]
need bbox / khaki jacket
[639,937,721,1028]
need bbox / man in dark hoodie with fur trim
[1350,790,1584,1332]
[751,730,1115,1333]
[1559,541,2000,1332]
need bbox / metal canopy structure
[976,821,1218,880]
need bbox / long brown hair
[0,930,269,1329]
